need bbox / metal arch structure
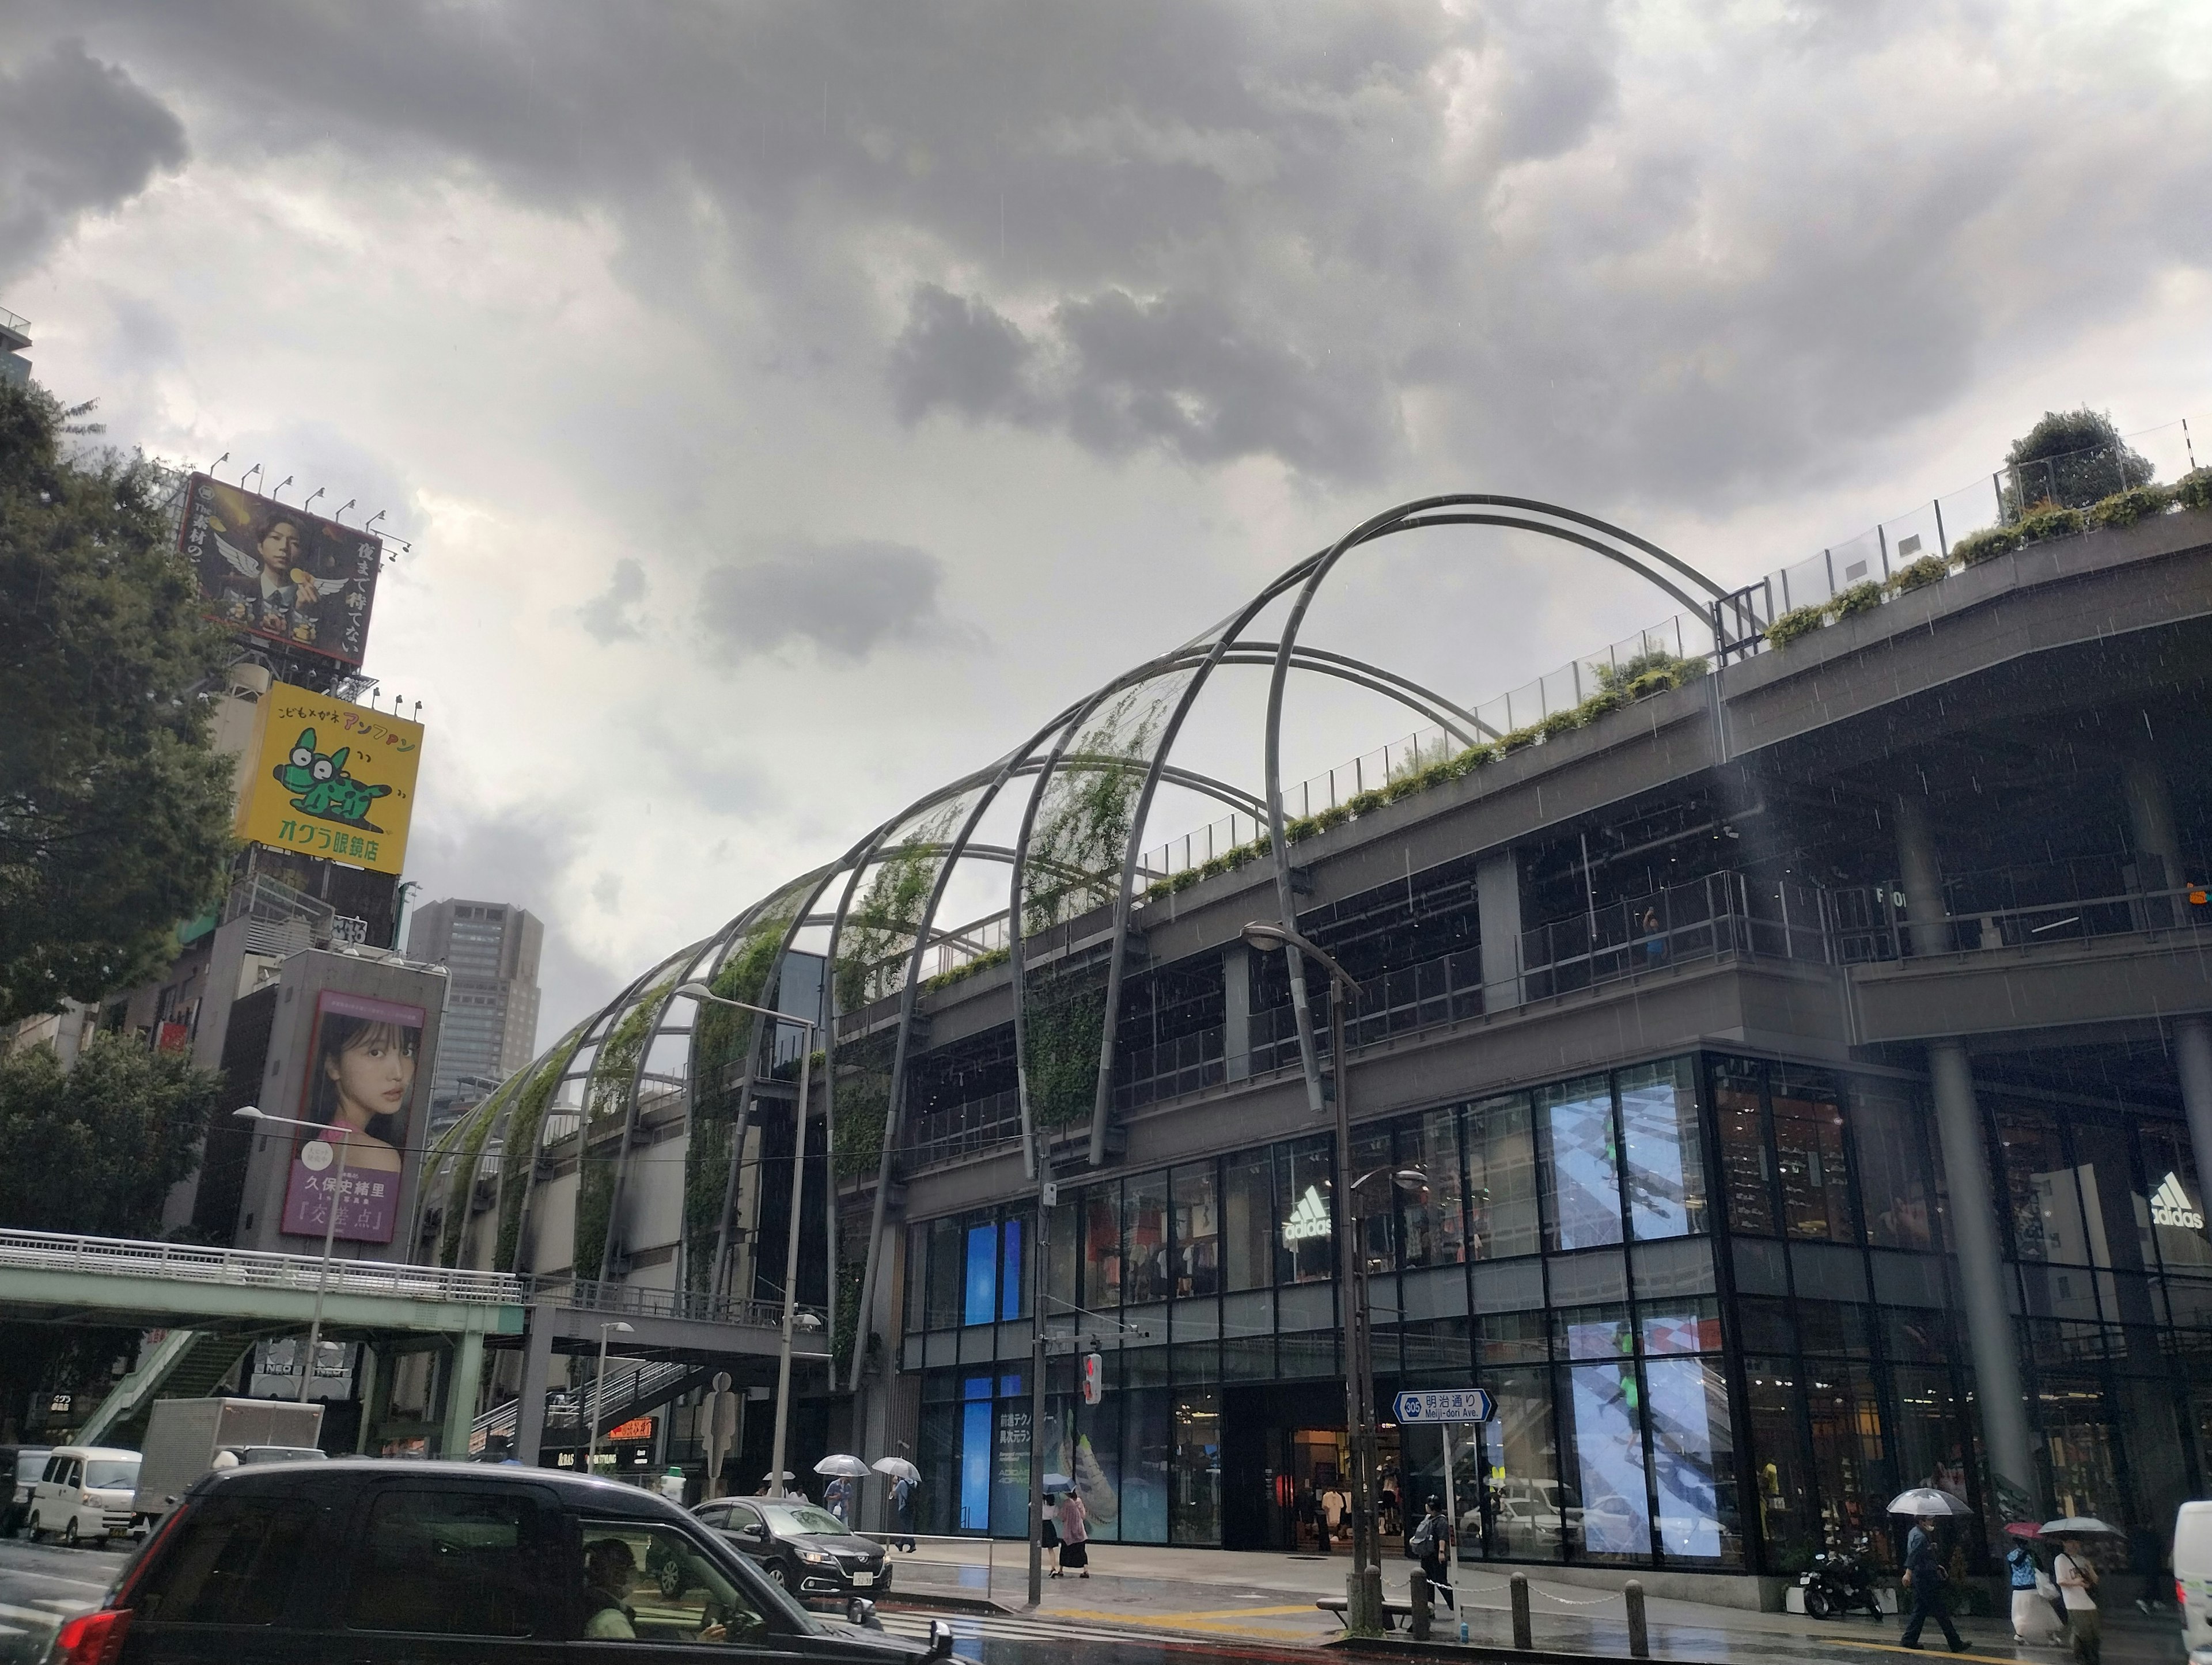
[464,491,1724,1419]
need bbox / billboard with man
[177,473,383,666]
[280,988,426,1245]
[234,681,423,874]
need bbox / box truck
[131,1398,327,1528]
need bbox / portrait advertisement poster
[177,472,383,666]
[280,989,426,1245]
[234,682,423,875]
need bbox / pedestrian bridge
[0,1230,823,1456]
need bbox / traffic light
[1081,1352,1103,1405]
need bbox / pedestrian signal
[1081,1352,1103,1405]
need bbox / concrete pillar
[440,1329,486,1460]
[1224,945,1252,1081]
[1476,848,1524,1011]
[1895,795,2039,1518]
[2175,1019,2212,1247]
[1926,1041,2039,1519]
[2120,748,2185,895]
[514,1302,555,1466]
[1893,795,1949,957]
[352,1346,380,1454]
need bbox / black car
[0,1445,49,1535]
[48,1459,956,1664]
[694,1498,892,1601]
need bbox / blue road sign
[1392,1388,1495,1423]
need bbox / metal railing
[560,1276,814,1332]
[472,1356,700,1443]
[1830,881,2212,965]
[905,1087,1024,1170]
[0,305,28,338]
[1519,872,1828,999]
[0,1229,528,1304]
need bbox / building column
[440,1329,487,1460]
[1476,848,1524,1011]
[514,1302,555,1466]
[2112,748,2212,1194]
[2175,1019,2212,1238]
[1896,793,2039,1519]
[1224,944,1252,1081]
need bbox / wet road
[874,1606,1315,1665]
[0,1536,125,1662]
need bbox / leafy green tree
[0,380,236,1024]
[2001,408,2154,519]
[0,1033,214,1436]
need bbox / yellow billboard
[236,682,424,874]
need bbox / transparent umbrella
[871,1458,921,1482]
[1887,1488,1974,1517]
[2040,1517,2122,1537]
[815,1454,872,1478]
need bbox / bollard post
[1410,1568,1433,1640]
[1510,1571,1532,1650]
[1624,1579,1649,1659]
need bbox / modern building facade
[423,474,2212,1596]
[406,900,544,1117]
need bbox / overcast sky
[7,1,2210,1049]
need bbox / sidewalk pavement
[877,1542,2189,1665]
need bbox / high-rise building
[405,900,544,1113]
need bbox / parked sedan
[695,1497,893,1600]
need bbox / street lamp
[677,980,817,1501]
[586,1321,635,1471]
[1242,920,1385,1633]
[233,1105,353,1406]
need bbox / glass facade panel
[1620,1057,1707,1241]
[1772,1070,1853,1244]
[999,1213,1027,1321]
[1713,1060,1774,1237]
[927,1216,963,1330]
[1070,1395,1122,1542]
[1472,1364,1560,1561]
[1468,1094,1540,1261]
[1352,1126,1395,1275]
[1744,1356,1816,1573]
[1123,1389,1171,1542]
[1082,1182,1123,1306]
[2139,1121,2211,1275]
[1538,1076,1624,1251]
[1124,1173,1171,1304]
[963,1215,997,1326]
[1802,1361,1890,1558]
[1851,1082,1940,1251]
[1170,1391,1221,1545]
[1401,1108,1468,1266]
[1562,1361,1650,1557]
[1046,1198,1078,1321]
[1222,1147,1273,1291]
[1646,1355,1738,1562]
[906,1223,928,1333]
[1171,1161,1221,1298]
[1996,1104,2084,1264]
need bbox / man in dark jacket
[1900,1515,1967,1651]
[1408,1495,1453,1609]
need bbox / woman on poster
[306,1012,416,1175]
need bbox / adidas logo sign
[2150,1171,2205,1232]
[1281,1184,1334,1245]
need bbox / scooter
[1800,1539,1886,1620]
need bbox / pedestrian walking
[1040,1490,1063,1577]
[1407,1495,1453,1610]
[1054,1488,1090,1578]
[824,1474,853,1526]
[2054,1535,2101,1665]
[1321,1482,1350,1550]
[2008,1542,2062,1644]
[1899,1514,1966,1652]
[890,1474,917,1552]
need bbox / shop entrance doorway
[1218,1383,1406,1553]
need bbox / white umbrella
[815,1454,872,1478]
[1887,1488,1974,1518]
[2040,1517,2121,1537]
[872,1457,921,1482]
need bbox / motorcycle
[1800,1539,1886,1621]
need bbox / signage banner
[279,989,425,1245]
[179,473,383,666]
[235,681,423,874]
[1393,1389,1495,1424]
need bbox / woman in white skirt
[2008,1541,2065,1644]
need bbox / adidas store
[896,1050,2212,1572]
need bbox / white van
[26,1446,142,1546]
[2179,1500,2212,1665]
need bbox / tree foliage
[0,380,236,1024]
[2002,408,2154,518]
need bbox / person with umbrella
[1888,1489,1968,1652]
[815,1455,871,1527]
[873,1457,919,1552]
[2051,1527,2105,1665]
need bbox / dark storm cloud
[697,537,974,663]
[0,39,185,283]
[578,557,647,644]
[24,1,2212,500]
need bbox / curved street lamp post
[678,981,819,1500]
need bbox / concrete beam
[0,1266,526,1337]
[1847,931,2212,1044]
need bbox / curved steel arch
[1256,494,1727,1139]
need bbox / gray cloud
[698,537,973,663]
[0,38,185,284]
[888,285,1038,427]
[578,556,647,644]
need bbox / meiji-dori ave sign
[1393,1389,1495,1424]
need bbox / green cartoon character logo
[275,728,391,830]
